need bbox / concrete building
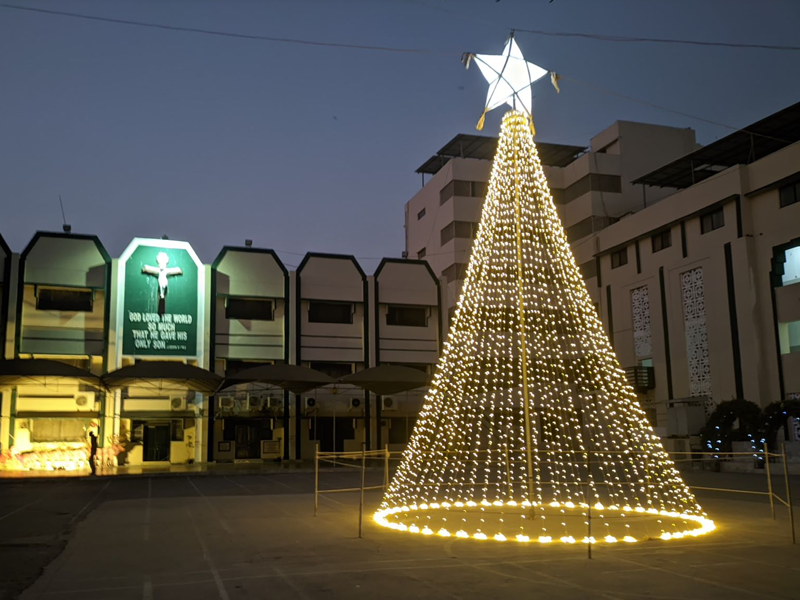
[406,122,698,320]
[588,101,800,446]
[0,238,442,473]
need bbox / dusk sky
[2,0,799,272]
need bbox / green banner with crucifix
[122,244,198,356]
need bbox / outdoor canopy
[220,363,335,395]
[339,365,431,396]
[102,361,222,394]
[0,358,105,390]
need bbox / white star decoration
[469,35,556,132]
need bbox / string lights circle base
[374,111,715,545]
[375,501,715,545]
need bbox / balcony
[625,366,655,393]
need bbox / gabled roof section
[212,246,288,275]
[633,101,800,189]
[296,252,366,279]
[20,231,110,263]
[416,133,586,174]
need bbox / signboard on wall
[120,241,202,356]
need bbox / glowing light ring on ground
[373,501,715,544]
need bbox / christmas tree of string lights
[374,35,714,544]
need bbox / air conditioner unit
[170,397,186,411]
[219,396,235,410]
[248,394,264,410]
[350,397,361,410]
[382,397,397,411]
[305,397,317,410]
[266,396,282,409]
[74,392,96,411]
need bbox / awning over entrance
[221,363,335,395]
[0,359,105,391]
[339,365,431,395]
[103,361,222,394]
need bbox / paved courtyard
[0,470,798,600]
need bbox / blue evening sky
[2,0,799,271]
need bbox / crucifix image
[142,252,182,312]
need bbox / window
[440,223,454,245]
[550,188,565,205]
[782,246,800,286]
[225,297,274,320]
[417,208,426,220]
[308,301,353,324]
[439,180,487,204]
[611,248,628,269]
[579,259,597,280]
[442,263,468,283]
[440,221,477,245]
[387,305,428,327]
[779,181,800,208]
[417,247,426,259]
[564,174,622,203]
[565,216,617,243]
[779,320,800,354]
[36,288,93,312]
[171,419,184,442]
[29,418,89,442]
[700,208,724,234]
[651,230,672,253]
[309,362,353,378]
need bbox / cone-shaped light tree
[374,38,714,545]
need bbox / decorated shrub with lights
[373,35,714,545]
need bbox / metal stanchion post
[587,449,592,560]
[314,442,319,517]
[505,446,512,498]
[764,442,775,519]
[782,444,795,544]
[359,442,366,539]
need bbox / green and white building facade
[0,234,442,471]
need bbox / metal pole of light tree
[359,442,366,539]
[782,444,795,544]
[384,444,390,491]
[764,442,775,519]
[314,442,319,517]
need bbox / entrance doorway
[235,424,260,459]
[222,418,272,459]
[143,423,171,462]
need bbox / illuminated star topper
[464,33,560,134]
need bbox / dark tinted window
[417,247,426,259]
[651,230,672,253]
[387,305,427,327]
[700,208,724,234]
[579,260,597,280]
[442,263,468,282]
[779,182,800,208]
[226,297,274,320]
[611,248,628,269]
[37,288,93,311]
[417,208,426,220]
[308,301,353,324]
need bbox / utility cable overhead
[514,27,800,52]
[0,3,453,55]
[2,2,798,53]
[1,3,793,144]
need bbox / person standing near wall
[88,431,98,476]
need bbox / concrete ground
[0,470,798,600]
